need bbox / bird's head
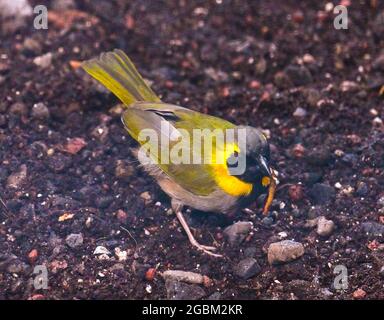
[226,125,276,213]
[226,126,272,184]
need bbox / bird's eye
[227,151,239,168]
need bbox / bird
[82,49,276,257]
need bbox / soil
[0,0,384,300]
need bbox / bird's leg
[172,200,223,258]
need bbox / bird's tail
[81,49,161,106]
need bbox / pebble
[63,137,87,155]
[261,216,274,226]
[309,183,335,204]
[140,191,151,201]
[114,247,128,261]
[22,37,42,55]
[165,280,206,300]
[9,102,28,116]
[352,288,366,299]
[233,258,261,280]
[33,53,53,69]
[267,240,305,265]
[94,165,103,174]
[379,266,384,278]
[373,117,383,127]
[6,164,27,189]
[356,182,368,196]
[47,154,72,173]
[377,196,384,207]
[204,67,228,82]
[91,124,109,142]
[361,222,384,237]
[340,80,359,92]
[223,221,253,246]
[306,147,331,166]
[341,153,359,165]
[145,268,156,281]
[287,279,317,298]
[285,64,313,86]
[27,249,38,264]
[301,172,322,185]
[291,143,306,158]
[292,10,304,23]
[302,53,315,64]
[293,107,307,118]
[0,0,32,18]
[51,196,80,209]
[94,195,114,209]
[316,216,335,237]
[116,209,128,223]
[115,160,134,178]
[274,71,291,89]
[288,184,304,202]
[65,233,83,248]
[255,58,267,75]
[93,246,111,255]
[31,102,50,119]
[0,114,5,127]
[372,53,384,71]
[303,88,321,107]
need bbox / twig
[0,196,10,218]
[120,226,138,247]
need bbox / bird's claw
[191,240,223,258]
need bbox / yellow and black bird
[82,49,276,257]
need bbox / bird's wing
[122,102,236,196]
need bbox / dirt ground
[0,0,384,300]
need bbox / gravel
[267,240,305,265]
[316,216,335,237]
[233,258,261,279]
[65,233,84,248]
[31,103,50,120]
[6,164,27,189]
[165,280,206,300]
[361,222,384,237]
[223,221,253,246]
[309,183,335,205]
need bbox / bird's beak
[262,172,276,215]
[257,155,271,177]
[256,155,276,215]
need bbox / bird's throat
[212,164,253,197]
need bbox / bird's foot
[175,210,223,258]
